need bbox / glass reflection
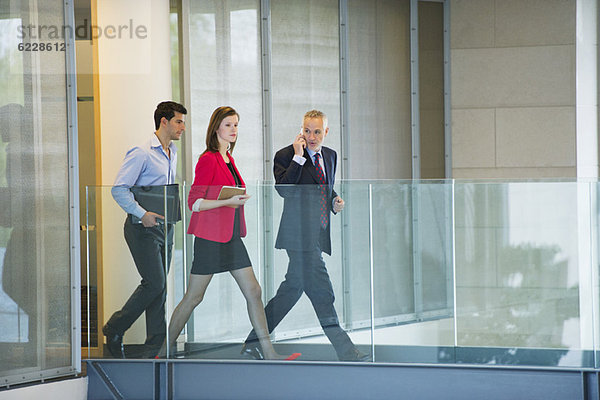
[0,102,37,371]
[188,0,262,181]
[1,0,72,380]
[186,0,263,350]
[0,10,36,372]
[455,183,582,367]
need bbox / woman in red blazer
[160,106,298,360]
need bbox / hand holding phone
[293,131,306,156]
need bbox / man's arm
[111,147,147,218]
[111,146,166,227]
[274,151,303,185]
[274,132,310,185]
[273,146,306,198]
[327,148,344,214]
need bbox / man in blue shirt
[103,101,186,358]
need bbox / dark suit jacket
[273,144,338,255]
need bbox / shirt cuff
[132,205,147,219]
[192,198,203,212]
[292,154,306,165]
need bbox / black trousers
[245,247,355,360]
[105,218,173,345]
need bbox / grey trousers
[104,218,173,346]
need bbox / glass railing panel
[85,185,178,360]
[85,179,600,368]
[267,181,313,341]
[340,181,377,355]
[370,182,415,321]
[277,182,372,361]
[177,182,372,362]
[370,181,454,363]
[180,183,262,358]
[593,182,600,369]
[454,181,588,367]
[165,183,189,360]
[418,182,453,316]
[260,182,374,361]
[83,185,98,359]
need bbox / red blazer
[187,151,246,242]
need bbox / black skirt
[191,161,250,275]
[190,209,251,275]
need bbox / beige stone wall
[449,1,594,351]
[96,0,172,345]
[450,0,577,178]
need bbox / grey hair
[303,109,328,128]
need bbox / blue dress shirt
[111,134,178,219]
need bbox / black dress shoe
[240,342,264,360]
[102,325,125,359]
[340,348,371,362]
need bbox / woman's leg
[158,273,213,357]
[230,266,286,360]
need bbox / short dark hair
[154,101,187,130]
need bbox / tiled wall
[449,1,587,350]
[450,0,577,178]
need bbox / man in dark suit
[242,110,368,362]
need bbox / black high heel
[240,342,264,360]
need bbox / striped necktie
[314,153,328,229]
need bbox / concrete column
[575,0,599,356]
[576,0,598,178]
